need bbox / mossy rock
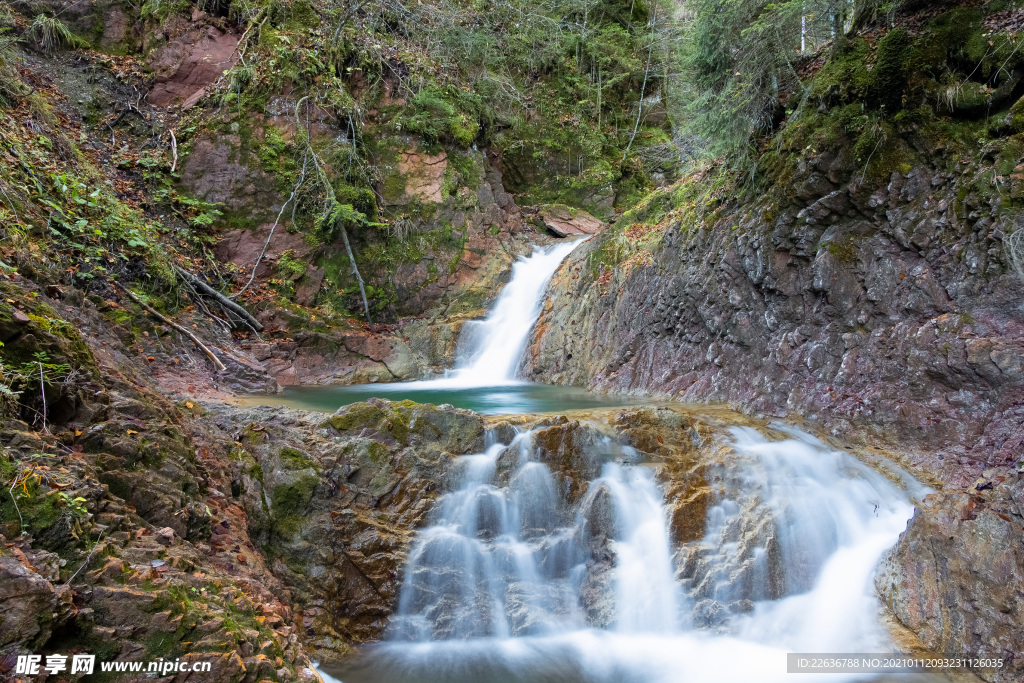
[1008,96,1024,133]
[278,447,317,471]
[324,399,484,452]
[811,38,873,105]
[872,29,912,112]
[325,402,387,433]
[270,473,320,537]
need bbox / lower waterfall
[320,423,926,683]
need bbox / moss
[271,473,319,536]
[277,250,307,280]
[449,114,479,147]
[145,631,181,658]
[367,441,389,464]
[872,29,911,112]
[811,39,873,105]
[447,150,483,192]
[0,476,82,551]
[1010,95,1024,133]
[257,125,298,193]
[908,8,984,75]
[285,0,320,29]
[382,174,407,203]
[279,447,316,471]
[995,135,1024,176]
[825,239,859,264]
[325,403,385,432]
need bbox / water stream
[303,240,936,682]
[320,426,930,683]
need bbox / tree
[679,0,860,163]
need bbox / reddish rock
[148,25,240,107]
[531,204,608,237]
[393,150,448,205]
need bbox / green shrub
[29,15,84,53]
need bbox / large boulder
[876,488,1024,683]
[529,204,607,237]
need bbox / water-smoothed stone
[579,559,616,629]
[876,489,1024,683]
[575,483,618,563]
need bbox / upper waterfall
[442,240,581,387]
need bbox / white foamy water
[317,424,929,683]
[379,240,580,393]
[449,240,580,385]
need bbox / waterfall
[450,240,580,385]
[412,240,581,388]
[387,431,685,642]
[320,423,927,683]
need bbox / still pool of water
[236,381,644,416]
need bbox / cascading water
[320,423,935,683]
[447,240,581,386]
[387,430,684,643]
[313,228,935,683]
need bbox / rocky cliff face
[525,154,1024,487]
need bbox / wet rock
[579,559,616,628]
[692,599,728,629]
[576,483,618,562]
[876,491,1024,683]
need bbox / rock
[390,149,448,205]
[148,24,240,107]
[0,553,71,650]
[576,483,618,562]
[179,137,280,223]
[579,559,616,628]
[876,492,1024,683]
[203,399,487,658]
[532,204,608,237]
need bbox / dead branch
[175,266,264,332]
[112,282,227,372]
[169,129,178,173]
